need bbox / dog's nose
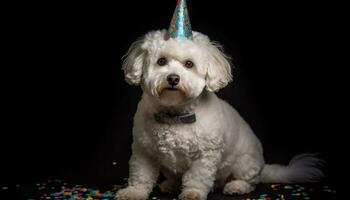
[167,74,180,86]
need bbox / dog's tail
[260,153,324,183]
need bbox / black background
[2,0,339,192]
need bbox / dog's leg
[115,144,160,200]
[223,154,263,195]
[179,151,221,200]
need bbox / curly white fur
[116,30,323,200]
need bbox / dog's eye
[184,60,194,68]
[157,57,167,66]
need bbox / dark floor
[1,176,337,200]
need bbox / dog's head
[122,30,232,106]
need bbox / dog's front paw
[115,186,148,200]
[223,180,255,195]
[159,179,180,194]
[179,189,205,200]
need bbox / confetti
[238,183,336,200]
[1,186,8,190]
[4,177,336,200]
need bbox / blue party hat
[165,0,193,41]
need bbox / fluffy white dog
[116,30,323,200]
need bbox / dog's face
[123,30,232,106]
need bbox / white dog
[116,30,323,200]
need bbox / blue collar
[154,112,196,124]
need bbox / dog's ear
[122,37,147,85]
[205,42,233,92]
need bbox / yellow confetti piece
[281,194,285,200]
